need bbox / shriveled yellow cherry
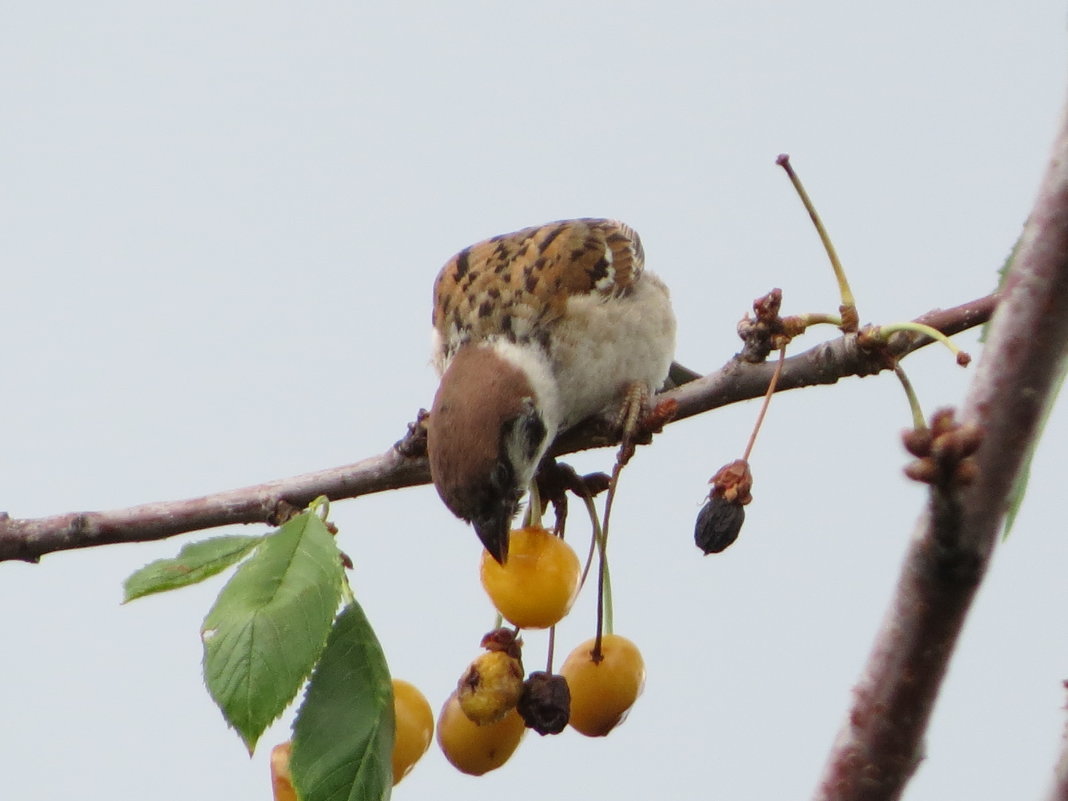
[560,634,645,737]
[457,650,524,724]
[480,526,580,628]
[270,741,296,801]
[391,679,434,785]
[436,690,526,775]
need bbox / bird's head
[427,343,559,564]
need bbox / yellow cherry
[269,742,296,801]
[560,634,645,737]
[436,690,526,775]
[457,650,524,724]
[391,679,434,785]
[480,526,580,629]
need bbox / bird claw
[534,459,612,535]
[614,385,678,466]
[537,459,611,501]
[395,409,430,458]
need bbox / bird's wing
[432,218,643,362]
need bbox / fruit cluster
[272,524,645,796]
[437,525,646,775]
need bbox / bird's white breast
[548,271,676,431]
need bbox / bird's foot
[394,409,430,458]
[535,459,611,535]
[614,384,678,466]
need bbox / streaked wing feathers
[432,218,643,357]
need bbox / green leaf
[983,231,1068,537]
[980,233,1021,344]
[1003,351,1068,538]
[201,512,344,753]
[291,602,394,801]
[122,535,264,602]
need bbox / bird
[426,218,676,563]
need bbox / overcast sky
[4,3,1068,800]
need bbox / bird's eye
[490,460,514,493]
[519,409,547,461]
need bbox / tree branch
[0,294,996,565]
[1045,683,1068,801]
[812,85,1068,801]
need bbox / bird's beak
[473,507,512,564]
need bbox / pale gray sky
[4,3,1068,800]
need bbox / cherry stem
[777,154,859,330]
[523,482,543,527]
[577,494,601,590]
[593,457,623,663]
[875,321,970,364]
[310,495,331,520]
[742,348,787,462]
[893,363,928,431]
[795,312,844,329]
[546,625,556,673]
